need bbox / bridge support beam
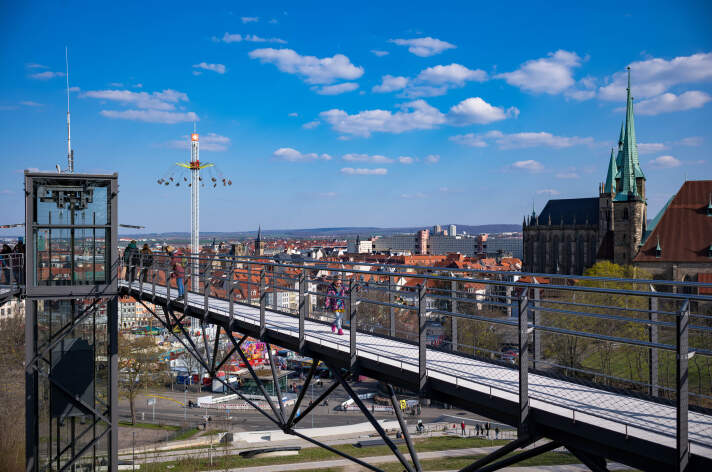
[418,283,427,392]
[387,383,422,472]
[517,295,531,436]
[477,440,560,472]
[458,434,538,472]
[566,446,609,472]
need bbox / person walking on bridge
[167,245,185,300]
[139,244,153,283]
[325,275,347,335]
[1,244,12,285]
[123,241,138,282]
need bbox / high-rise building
[449,224,456,237]
[432,224,442,234]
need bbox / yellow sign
[400,400,407,410]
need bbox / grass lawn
[119,421,182,431]
[139,436,509,472]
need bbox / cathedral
[523,70,647,274]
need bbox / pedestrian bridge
[118,254,712,471]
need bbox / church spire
[604,147,617,194]
[615,67,645,201]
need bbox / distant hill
[121,224,522,240]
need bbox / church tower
[254,226,264,256]
[613,68,647,265]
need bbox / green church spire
[615,67,646,201]
[604,147,617,194]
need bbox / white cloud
[219,33,286,44]
[638,142,668,154]
[537,189,560,195]
[565,89,596,101]
[84,88,197,123]
[166,133,231,151]
[26,63,48,69]
[83,89,189,111]
[448,97,519,125]
[109,82,124,87]
[496,50,583,94]
[678,136,703,146]
[313,82,359,95]
[635,91,711,115]
[342,154,393,164]
[69,86,80,92]
[100,110,198,124]
[373,75,409,93]
[241,16,259,23]
[29,70,65,80]
[288,112,298,117]
[390,37,455,57]
[512,160,544,172]
[273,147,332,162]
[302,120,320,129]
[320,100,446,137]
[20,101,43,107]
[650,155,681,168]
[425,154,440,164]
[451,130,593,149]
[555,171,580,179]
[249,48,364,85]
[269,18,278,24]
[398,156,414,164]
[340,167,388,175]
[193,62,226,74]
[599,52,712,101]
[401,192,427,199]
[417,63,487,85]
[371,50,389,57]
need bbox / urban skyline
[1,1,710,236]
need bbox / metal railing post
[247,262,252,305]
[298,269,306,353]
[451,278,458,352]
[228,261,234,320]
[649,286,659,397]
[533,287,540,370]
[418,283,426,392]
[259,269,266,339]
[388,271,395,338]
[676,299,690,472]
[348,278,357,370]
[204,260,211,319]
[517,295,530,436]
[165,269,171,301]
[151,259,157,302]
[138,254,144,296]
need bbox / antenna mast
[66,46,73,173]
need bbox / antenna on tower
[65,46,74,173]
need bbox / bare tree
[119,334,164,424]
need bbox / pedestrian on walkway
[461,421,466,436]
[1,244,12,284]
[123,241,139,282]
[325,275,347,335]
[139,244,153,283]
[12,238,25,284]
[495,426,499,439]
[485,422,490,437]
[167,245,185,300]
[475,424,480,436]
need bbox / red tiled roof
[635,180,712,263]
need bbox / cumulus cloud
[417,63,487,85]
[450,130,593,149]
[496,50,583,94]
[649,155,681,168]
[288,112,298,117]
[373,75,409,93]
[313,82,359,95]
[448,97,519,125]
[425,154,440,164]
[398,156,414,164]
[320,100,446,137]
[84,88,198,123]
[599,52,712,101]
[678,136,703,146]
[166,133,231,151]
[302,120,320,129]
[26,63,48,69]
[371,50,389,57]
[249,48,364,85]
[635,91,711,115]
[273,147,332,162]
[342,154,393,163]
[29,70,65,80]
[241,16,259,23]
[511,160,544,172]
[100,110,198,124]
[193,62,226,74]
[390,37,455,57]
[340,167,388,175]
[537,189,560,195]
[219,33,286,44]
[637,142,668,154]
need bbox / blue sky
[1,0,711,235]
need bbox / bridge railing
[0,252,24,287]
[120,251,712,460]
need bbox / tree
[118,334,164,425]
